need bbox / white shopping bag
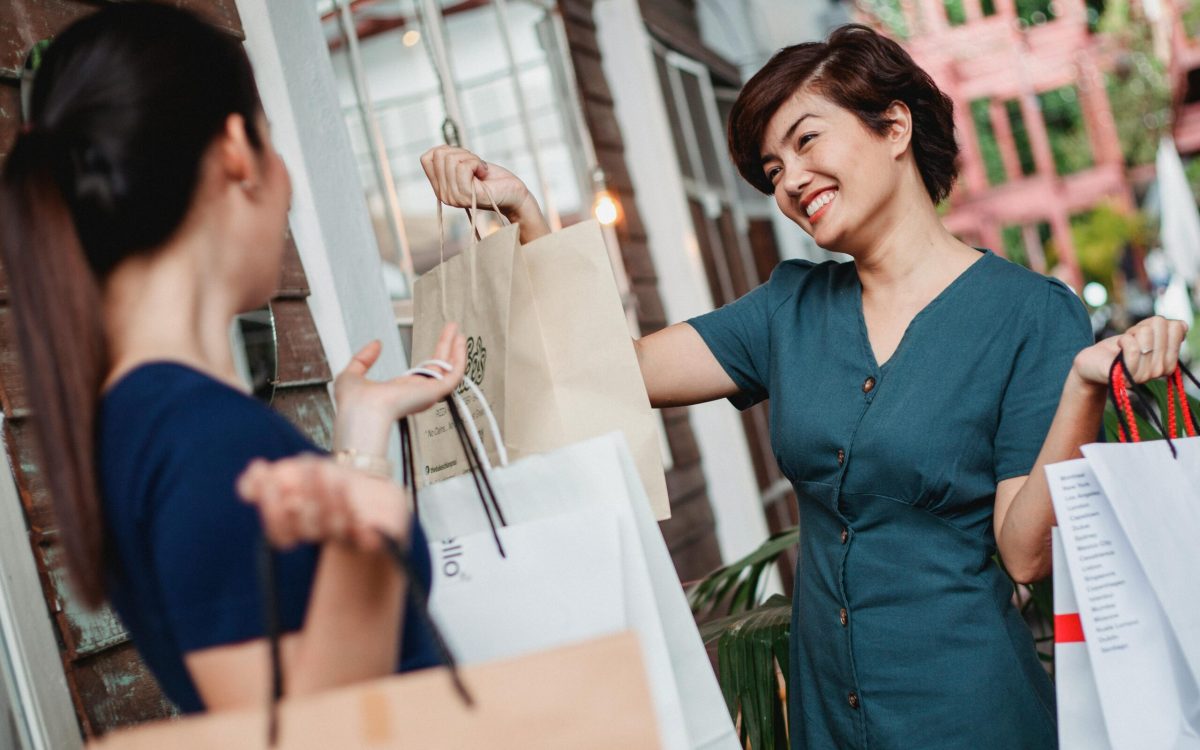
[428,508,627,664]
[418,391,737,750]
[1081,437,1200,687]
[1051,527,1112,750]
[1046,459,1200,748]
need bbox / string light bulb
[591,167,621,226]
[593,191,619,225]
[402,30,421,47]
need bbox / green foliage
[690,531,797,750]
[1006,100,1037,176]
[1002,225,1030,267]
[1015,0,1055,24]
[1182,0,1200,38]
[1185,156,1200,204]
[944,0,968,25]
[971,99,1008,186]
[1039,87,1093,176]
[27,39,51,72]
[856,0,910,39]
[1100,2,1172,166]
[704,597,792,750]
[1058,203,1148,288]
[688,527,799,617]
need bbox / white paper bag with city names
[1051,527,1112,750]
[1046,459,1200,749]
[1081,437,1200,688]
[411,216,567,483]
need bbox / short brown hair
[728,24,959,203]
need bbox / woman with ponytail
[0,4,464,712]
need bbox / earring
[240,180,257,196]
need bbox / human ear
[217,113,257,190]
[884,101,913,157]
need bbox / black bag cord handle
[258,542,285,746]
[402,418,417,522]
[395,416,473,706]
[1107,354,1200,459]
[444,394,507,555]
[258,417,478,746]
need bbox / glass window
[320,0,591,315]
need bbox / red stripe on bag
[1055,614,1085,643]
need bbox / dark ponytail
[1,133,107,605]
[0,4,265,607]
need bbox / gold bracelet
[333,449,395,479]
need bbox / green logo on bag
[458,336,486,395]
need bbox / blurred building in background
[857,0,1200,332]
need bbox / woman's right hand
[419,145,551,241]
[333,322,466,458]
[237,454,409,552]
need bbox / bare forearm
[286,542,406,695]
[999,371,1106,583]
[504,192,551,244]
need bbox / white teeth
[805,190,836,217]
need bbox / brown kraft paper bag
[519,220,669,519]
[411,214,566,484]
[412,208,668,519]
[88,632,662,749]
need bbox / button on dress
[689,251,1092,749]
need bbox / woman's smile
[803,187,838,223]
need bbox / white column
[236,0,408,378]
[595,0,770,565]
[0,415,81,750]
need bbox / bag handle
[445,390,508,555]
[1107,353,1200,457]
[403,364,507,552]
[434,179,514,321]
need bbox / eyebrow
[759,113,814,164]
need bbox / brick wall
[0,0,337,736]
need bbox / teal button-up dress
[689,251,1092,749]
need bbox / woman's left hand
[237,454,410,551]
[1070,315,1189,388]
[333,323,467,456]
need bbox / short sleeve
[687,261,809,410]
[993,279,1093,482]
[147,394,320,653]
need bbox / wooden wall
[0,0,336,736]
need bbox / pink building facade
[861,0,1136,288]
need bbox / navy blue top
[99,362,439,713]
[690,252,1093,749]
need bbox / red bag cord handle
[1107,354,1200,454]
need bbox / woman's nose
[781,166,811,198]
